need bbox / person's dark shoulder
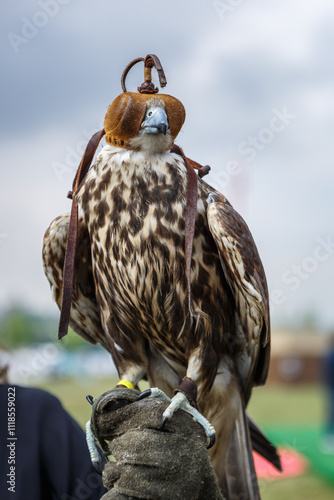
[325,350,334,364]
[1,384,64,413]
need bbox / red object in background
[254,447,308,480]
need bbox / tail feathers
[247,414,282,472]
[220,400,261,500]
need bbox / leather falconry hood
[58,54,211,340]
[104,54,186,149]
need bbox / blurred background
[1,1,334,497]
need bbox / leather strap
[121,57,144,92]
[121,54,167,94]
[184,152,198,317]
[171,145,210,316]
[58,129,105,339]
[71,129,106,195]
[174,377,198,407]
[171,144,211,178]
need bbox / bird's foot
[85,420,104,473]
[137,388,216,448]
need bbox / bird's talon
[136,389,152,401]
[160,416,168,430]
[137,387,171,402]
[86,394,95,405]
[208,432,216,449]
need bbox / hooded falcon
[43,55,278,498]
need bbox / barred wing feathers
[42,214,106,349]
[206,193,270,399]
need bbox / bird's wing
[42,214,107,349]
[206,192,270,401]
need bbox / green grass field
[37,378,334,499]
[248,385,334,500]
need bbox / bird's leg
[110,337,148,391]
[137,349,216,448]
[115,363,146,392]
[85,361,146,470]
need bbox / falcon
[43,55,279,498]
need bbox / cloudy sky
[1,0,334,330]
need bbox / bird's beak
[141,108,169,135]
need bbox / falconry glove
[88,388,224,500]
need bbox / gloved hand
[89,388,224,500]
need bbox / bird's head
[129,98,171,153]
[104,93,185,154]
[140,99,169,136]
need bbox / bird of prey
[43,56,278,498]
